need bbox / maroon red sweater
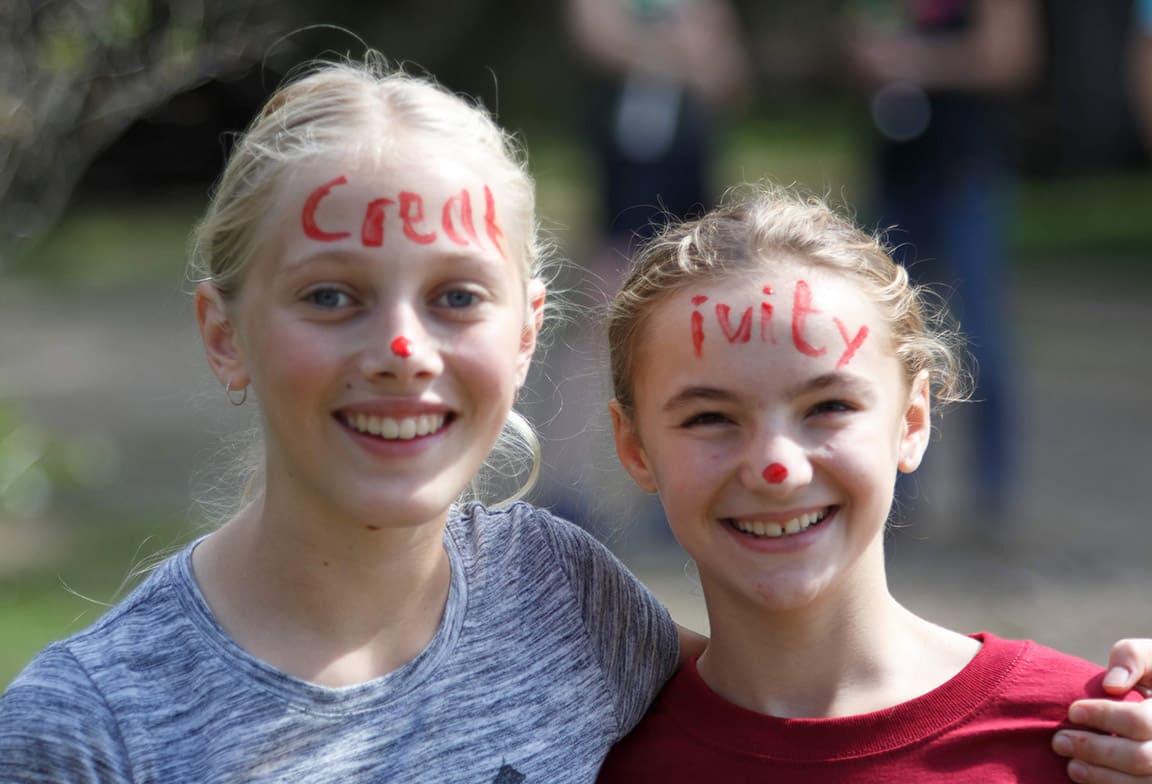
[599,633,1143,783]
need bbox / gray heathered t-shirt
[0,502,679,783]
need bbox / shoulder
[976,632,1115,701]
[2,641,104,706]
[64,548,191,658]
[3,547,195,711]
[453,500,585,537]
[450,501,606,563]
[0,642,128,775]
[598,660,706,780]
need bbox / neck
[192,493,453,686]
[696,558,978,718]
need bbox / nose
[360,305,443,382]
[743,429,811,492]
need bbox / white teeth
[731,510,827,539]
[344,413,445,440]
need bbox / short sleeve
[0,644,133,783]
[535,510,679,736]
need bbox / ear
[897,370,932,474]
[195,281,248,391]
[610,399,658,494]
[515,278,546,388]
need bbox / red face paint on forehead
[686,280,870,369]
[298,175,507,258]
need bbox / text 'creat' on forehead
[688,279,870,370]
[298,174,506,258]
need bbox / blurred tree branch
[0,0,290,267]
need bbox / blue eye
[439,290,478,309]
[307,288,351,309]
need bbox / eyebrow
[279,247,504,276]
[661,386,738,413]
[789,372,875,399]
[279,249,358,276]
[660,372,875,413]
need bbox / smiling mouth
[726,508,832,539]
[342,413,452,441]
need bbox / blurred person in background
[566,0,753,273]
[542,0,753,544]
[843,0,1042,542]
[1132,0,1152,153]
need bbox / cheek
[824,429,899,489]
[461,320,528,372]
[246,322,338,390]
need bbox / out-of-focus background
[1,0,1150,688]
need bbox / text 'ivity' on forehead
[688,279,869,370]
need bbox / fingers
[1067,759,1145,784]
[1069,699,1152,744]
[1055,729,1152,783]
[1104,639,1152,695]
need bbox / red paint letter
[361,197,395,247]
[691,295,708,358]
[761,286,776,344]
[441,189,478,247]
[399,191,437,244]
[791,280,826,358]
[833,318,869,370]
[716,304,753,343]
[301,175,351,241]
[483,185,506,258]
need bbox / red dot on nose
[763,463,788,484]
[390,336,413,358]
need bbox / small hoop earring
[225,381,247,407]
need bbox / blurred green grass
[3,113,1150,690]
[8,195,203,288]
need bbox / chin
[728,570,838,615]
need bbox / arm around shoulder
[0,644,132,782]
[533,508,680,730]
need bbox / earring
[225,381,247,406]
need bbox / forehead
[258,142,525,264]
[633,265,896,392]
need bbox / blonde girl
[0,55,685,782]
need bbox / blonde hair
[187,53,547,510]
[607,183,970,414]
